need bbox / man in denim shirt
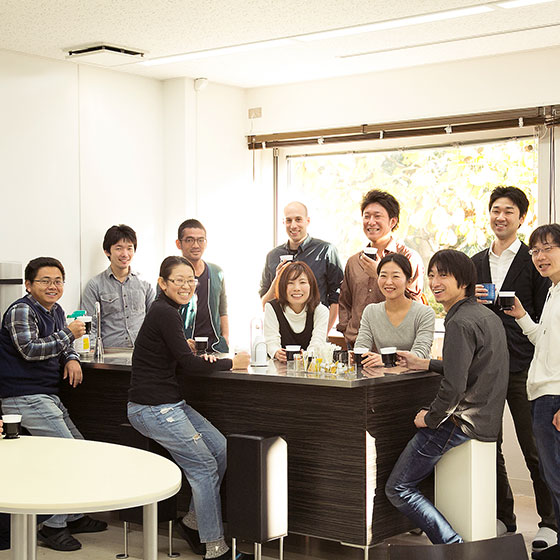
[82,225,155,348]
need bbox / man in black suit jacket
[472,186,555,552]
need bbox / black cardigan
[129,293,232,405]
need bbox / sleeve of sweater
[264,302,282,358]
[354,304,377,351]
[410,304,436,359]
[159,303,232,372]
[516,312,541,345]
[308,304,329,350]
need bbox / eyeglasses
[167,278,198,287]
[34,279,64,287]
[528,246,560,256]
[181,237,207,245]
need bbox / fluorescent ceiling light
[296,6,494,42]
[141,38,294,66]
[496,0,555,7]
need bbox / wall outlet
[248,107,262,119]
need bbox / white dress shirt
[489,237,521,293]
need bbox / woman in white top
[355,253,435,367]
[264,261,329,361]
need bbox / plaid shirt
[4,295,78,363]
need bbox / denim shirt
[82,267,155,348]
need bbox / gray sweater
[355,301,435,358]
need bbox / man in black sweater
[472,186,556,551]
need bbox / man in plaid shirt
[0,257,107,551]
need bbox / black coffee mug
[381,347,397,368]
[498,291,515,311]
[285,345,301,361]
[195,337,208,355]
[353,347,368,368]
[2,415,22,439]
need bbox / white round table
[0,436,182,560]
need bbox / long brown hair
[276,261,320,312]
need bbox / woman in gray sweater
[355,253,435,367]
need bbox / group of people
[0,185,559,560]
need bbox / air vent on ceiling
[66,44,145,67]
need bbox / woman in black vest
[264,261,329,361]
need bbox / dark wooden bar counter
[61,352,440,549]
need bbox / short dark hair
[276,261,320,313]
[377,253,413,280]
[178,219,206,241]
[528,223,560,248]
[488,186,529,217]
[159,256,194,280]
[25,257,65,283]
[360,189,400,230]
[428,249,476,297]
[103,225,137,253]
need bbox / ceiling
[1,0,560,88]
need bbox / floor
[0,495,542,559]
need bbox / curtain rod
[247,106,558,150]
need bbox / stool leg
[363,545,368,560]
[167,520,180,557]
[116,521,129,559]
[255,542,262,560]
[279,536,284,560]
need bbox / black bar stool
[226,433,288,560]
[116,423,180,558]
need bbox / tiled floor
[0,495,542,559]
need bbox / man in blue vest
[0,257,107,551]
[176,219,229,353]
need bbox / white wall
[0,50,165,312]
[162,79,264,350]
[79,65,164,290]
[247,46,560,133]
[0,50,80,310]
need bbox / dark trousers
[497,368,557,530]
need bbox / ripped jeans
[127,400,227,543]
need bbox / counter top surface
[81,350,437,388]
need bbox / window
[282,137,538,313]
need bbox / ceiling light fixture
[496,0,555,7]
[295,6,494,42]
[140,38,294,66]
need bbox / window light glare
[296,6,494,42]
[496,0,555,7]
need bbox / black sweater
[129,293,233,405]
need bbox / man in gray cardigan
[385,249,509,544]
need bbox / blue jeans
[385,418,471,544]
[127,400,227,543]
[1,394,84,528]
[532,395,560,545]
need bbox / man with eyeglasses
[506,224,560,560]
[176,219,229,353]
[472,186,555,552]
[260,201,344,332]
[0,257,108,551]
[82,224,155,348]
